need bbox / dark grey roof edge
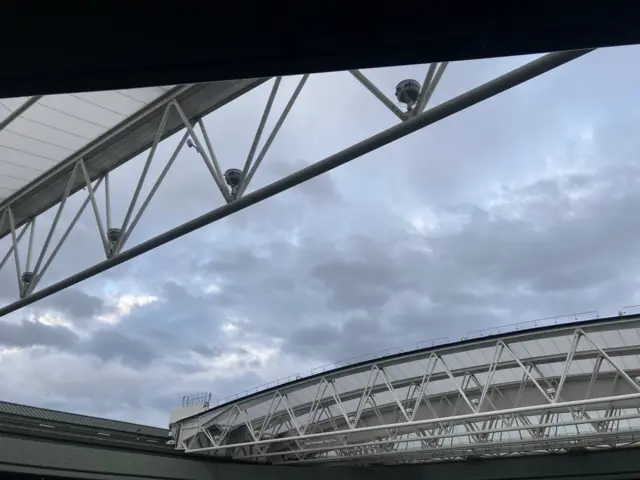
[0,400,168,437]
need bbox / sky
[1,45,640,428]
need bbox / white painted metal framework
[0,49,592,317]
[171,315,640,465]
[0,79,266,303]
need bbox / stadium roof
[187,313,640,429]
[0,400,167,437]
[173,312,640,464]
[0,79,266,238]
[0,87,173,201]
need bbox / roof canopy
[0,79,266,239]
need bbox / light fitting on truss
[395,79,421,110]
[349,60,450,121]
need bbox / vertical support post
[116,102,173,254]
[31,162,79,281]
[118,130,191,251]
[105,171,112,232]
[415,62,448,114]
[197,118,227,189]
[79,160,109,257]
[171,101,231,202]
[412,63,437,116]
[478,343,504,411]
[554,331,582,401]
[241,77,282,184]
[411,354,438,421]
[25,217,36,272]
[0,220,28,272]
[6,208,23,294]
[238,74,310,197]
[31,178,104,292]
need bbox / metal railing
[212,373,302,407]
[416,336,449,349]
[190,309,610,409]
[311,347,406,374]
[464,311,599,340]
[622,305,640,315]
[182,392,212,407]
[311,336,453,374]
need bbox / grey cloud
[312,258,410,310]
[256,157,343,204]
[428,167,640,294]
[187,161,640,364]
[0,319,78,349]
[191,344,221,358]
[38,288,105,324]
[75,329,159,368]
[286,314,417,363]
[290,324,340,349]
[0,268,19,300]
[76,281,249,369]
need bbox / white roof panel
[0,78,268,239]
[0,87,171,203]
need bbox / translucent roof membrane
[0,87,173,202]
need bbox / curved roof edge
[180,311,638,424]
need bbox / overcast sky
[0,46,639,427]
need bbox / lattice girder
[173,318,640,465]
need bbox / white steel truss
[0,49,592,317]
[172,316,640,465]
